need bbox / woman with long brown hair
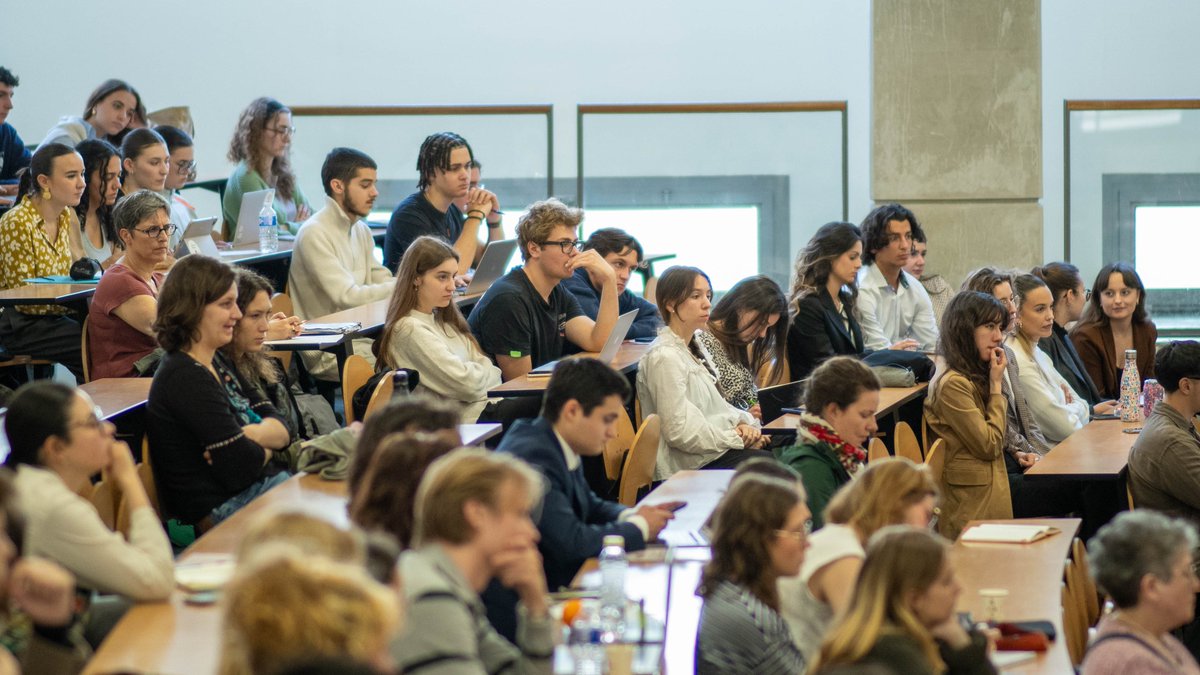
[1070,262,1158,400]
[221,97,311,238]
[811,527,995,674]
[696,473,810,673]
[695,274,787,418]
[1031,261,1112,410]
[376,235,501,422]
[38,79,141,148]
[787,221,869,380]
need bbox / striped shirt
[696,579,806,674]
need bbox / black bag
[863,349,935,383]
[351,368,420,422]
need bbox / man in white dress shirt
[854,203,939,352]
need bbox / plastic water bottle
[258,200,278,253]
[391,370,409,400]
[598,534,627,642]
[569,614,606,675]
[1119,349,1142,423]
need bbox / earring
[41,187,51,200]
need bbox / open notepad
[960,523,1061,544]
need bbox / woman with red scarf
[775,356,880,530]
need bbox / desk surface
[953,518,1080,674]
[488,342,652,397]
[1025,418,1138,480]
[0,283,96,307]
[79,378,152,419]
[214,239,295,265]
[641,470,731,547]
[762,383,929,433]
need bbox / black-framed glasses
[134,224,178,239]
[267,125,296,137]
[540,239,583,254]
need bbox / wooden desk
[1025,418,1138,480]
[0,283,95,307]
[488,342,652,397]
[80,378,152,420]
[953,518,1080,674]
[641,470,732,547]
[762,383,929,435]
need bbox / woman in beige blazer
[925,291,1012,539]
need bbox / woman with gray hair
[1082,510,1200,674]
[88,189,172,378]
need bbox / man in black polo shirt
[382,131,501,274]
[468,198,620,381]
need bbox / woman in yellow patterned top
[0,143,87,380]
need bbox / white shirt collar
[552,427,581,471]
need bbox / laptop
[175,217,219,258]
[229,188,274,247]
[457,239,518,296]
[758,379,805,424]
[528,309,639,378]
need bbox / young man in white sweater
[288,147,395,380]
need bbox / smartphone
[667,502,688,513]
[1122,427,1143,434]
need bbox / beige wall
[873,0,1042,287]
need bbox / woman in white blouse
[377,236,502,423]
[3,382,173,601]
[636,266,769,481]
[1007,273,1091,443]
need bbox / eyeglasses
[540,239,583,254]
[133,224,179,239]
[775,520,814,540]
[69,406,106,431]
[174,159,196,174]
[267,125,296,137]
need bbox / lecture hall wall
[5,0,1198,273]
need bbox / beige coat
[925,369,1011,539]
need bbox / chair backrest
[117,439,161,536]
[893,421,923,463]
[341,355,373,425]
[80,314,91,383]
[364,372,395,421]
[1062,561,1089,665]
[923,438,945,490]
[270,292,295,373]
[1071,537,1101,626]
[618,414,661,507]
[89,472,117,531]
[603,407,637,481]
[867,436,889,463]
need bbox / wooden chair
[923,438,945,490]
[363,371,395,421]
[893,421,923,463]
[1062,561,1090,665]
[116,439,161,537]
[603,407,637,481]
[867,436,889,463]
[1071,537,1102,626]
[341,355,373,425]
[618,414,661,507]
[270,292,295,373]
[0,355,54,381]
[80,315,91,383]
[88,472,117,531]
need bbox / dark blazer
[496,417,646,591]
[1039,323,1103,407]
[1070,320,1158,400]
[786,288,865,381]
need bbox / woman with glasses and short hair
[89,190,174,379]
[222,97,311,239]
[1070,262,1158,400]
[4,381,173,601]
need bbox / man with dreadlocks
[382,131,500,276]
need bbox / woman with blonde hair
[779,458,938,662]
[812,527,995,674]
[218,549,400,675]
[696,474,810,673]
[376,235,501,423]
[221,97,311,238]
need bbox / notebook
[528,309,638,378]
[960,523,1060,544]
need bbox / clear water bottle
[391,370,409,400]
[569,614,606,675]
[598,534,627,642]
[258,200,278,253]
[1119,349,1143,423]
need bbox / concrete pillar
[873,0,1042,287]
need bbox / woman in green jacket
[221,97,310,239]
[775,356,880,529]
